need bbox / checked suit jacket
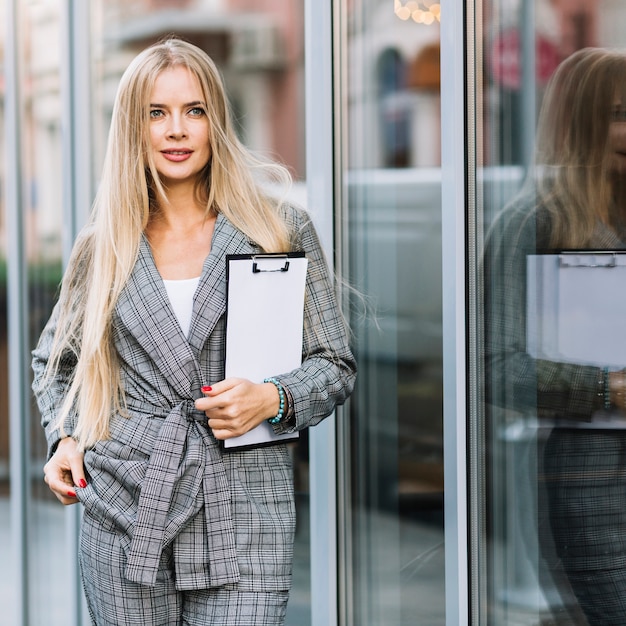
[482,196,626,623]
[483,199,626,421]
[32,205,356,592]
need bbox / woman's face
[148,65,211,190]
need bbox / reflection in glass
[378,48,411,167]
[10,1,73,625]
[343,1,444,623]
[0,0,8,619]
[0,0,306,623]
[481,2,626,624]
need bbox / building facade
[2,0,626,624]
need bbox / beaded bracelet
[264,377,286,424]
[603,367,611,411]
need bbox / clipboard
[526,251,626,368]
[223,252,308,449]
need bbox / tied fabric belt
[125,399,240,588]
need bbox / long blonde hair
[530,47,626,247]
[45,38,292,448]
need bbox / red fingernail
[201,386,212,393]
[67,490,76,498]
[78,479,87,488]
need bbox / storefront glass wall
[339,1,446,623]
[6,1,608,624]
[0,0,7,615]
[24,0,69,615]
[478,1,626,624]
[3,1,312,624]
[2,1,71,624]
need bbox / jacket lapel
[115,213,258,398]
[115,236,200,398]
[187,212,259,354]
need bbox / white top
[163,276,200,337]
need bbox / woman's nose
[167,113,187,138]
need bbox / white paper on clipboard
[527,251,626,368]
[223,252,308,449]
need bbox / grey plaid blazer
[483,199,626,421]
[32,206,356,592]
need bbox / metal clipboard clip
[251,254,290,274]
[559,252,617,268]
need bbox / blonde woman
[484,48,626,624]
[32,38,356,625]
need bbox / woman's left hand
[195,378,281,439]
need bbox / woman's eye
[189,107,205,116]
[149,109,163,119]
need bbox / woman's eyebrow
[149,100,206,108]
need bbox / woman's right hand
[43,437,86,505]
[609,370,626,410]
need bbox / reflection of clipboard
[223,252,308,450]
[527,251,626,368]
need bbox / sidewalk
[1,496,70,625]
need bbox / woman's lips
[161,149,193,162]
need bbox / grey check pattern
[32,207,356,595]
[483,201,626,421]
[79,506,290,625]
[483,199,626,625]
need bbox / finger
[56,492,80,505]
[207,414,236,432]
[195,395,224,414]
[44,456,80,490]
[204,378,242,395]
[44,468,79,503]
[67,451,87,489]
[197,384,217,412]
[209,425,240,440]
[207,410,259,438]
[196,389,233,413]
[210,426,228,440]
[55,437,88,489]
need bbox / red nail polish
[67,490,77,498]
[79,479,87,488]
[201,386,212,393]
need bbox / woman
[32,38,356,626]
[484,47,626,624]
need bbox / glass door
[4,1,69,624]
[339,1,446,623]
[476,1,626,624]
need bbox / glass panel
[92,1,309,623]
[23,1,69,624]
[342,1,445,624]
[0,0,8,619]
[479,1,626,624]
[6,0,71,624]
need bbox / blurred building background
[1,0,626,624]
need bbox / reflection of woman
[484,48,626,624]
[32,38,356,625]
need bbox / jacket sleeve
[483,205,603,421]
[272,207,357,433]
[31,302,79,458]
